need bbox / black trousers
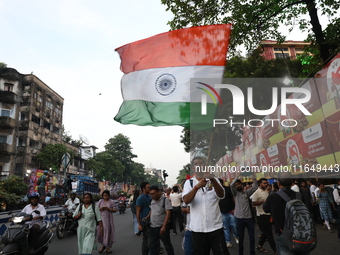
[29,224,40,249]
[192,228,229,255]
[172,206,184,233]
[258,215,276,252]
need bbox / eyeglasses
[149,192,156,196]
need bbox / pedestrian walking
[316,183,336,232]
[251,178,277,254]
[170,185,184,235]
[183,156,229,255]
[149,185,175,255]
[231,172,258,255]
[136,181,151,255]
[218,178,238,248]
[130,189,140,235]
[73,193,103,255]
[97,190,117,253]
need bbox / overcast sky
[0,0,333,186]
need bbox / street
[45,209,340,255]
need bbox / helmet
[28,192,40,199]
[44,170,49,174]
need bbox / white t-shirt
[291,184,300,192]
[251,188,270,216]
[65,197,80,212]
[182,177,224,233]
[310,184,317,202]
[21,203,46,227]
[170,193,182,207]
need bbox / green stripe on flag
[114,100,217,130]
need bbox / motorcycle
[118,200,126,214]
[56,203,79,239]
[0,210,53,255]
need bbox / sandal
[256,245,268,253]
[106,248,112,253]
[99,246,106,253]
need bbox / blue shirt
[136,193,151,225]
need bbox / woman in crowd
[130,189,140,235]
[97,190,117,253]
[316,183,336,232]
[73,193,103,255]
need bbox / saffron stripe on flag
[116,24,232,74]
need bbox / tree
[104,134,137,182]
[161,0,340,66]
[61,125,83,147]
[0,62,7,69]
[36,143,74,172]
[0,175,28,210]
[86,151,125,182]
[176,164,191,183]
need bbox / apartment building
[260,40,310,60]
[0,67,63,177]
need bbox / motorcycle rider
[63,192,80,229]
[64,192,80,213]
[21,192,47,254]
[118,193,127,208]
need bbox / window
[46,101,53,109]
[1,109,10,117]
[43,120,51,130]
[55,108,61,115]
[0,136,7,143]
[4,83,14,92]
[274,47,288,51]
[275,53,290,59]
[53,126,60,135]
[295,48,304,52]
[19,113,26,121]
[18,137,24,146]
[29,139,40,149]
[31,114,41,125]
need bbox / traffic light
[163,170,168,181]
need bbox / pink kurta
[97,199,116,248]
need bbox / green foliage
[161,0,340,64]
[36,143,74,172]
[176,164,191,183]
[61,125,83,146]
[0,62,7,69]
[0,176,28,210]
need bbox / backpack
[37,176,42,185]
[277,190,317,252]
[130,200,136,214]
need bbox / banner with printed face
[325,111,340,164]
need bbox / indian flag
[114,24,232,128]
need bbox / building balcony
[17,146,26,154]
[19,120,29,130]
[0,116,16,129]
[21,96,31,106]
[0,143,10,155]
[0,91,18,104]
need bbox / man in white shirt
[182,157,229,255]
[170,185,184,235]
[252,178,276,254]
[64,192,80,213]
[291,180,300,192]
[21,192,46,253]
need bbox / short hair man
[64,192,80,213]
[149,185,174,255]
[251,178,276,254]
[170,185,184,235]
[182,157,229,255]
[231,172,258,255]
[263,172,309,255]
[21,192,46,253]
[136,181,151,255]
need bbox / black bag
[277,190,316,253]
[130,200,136,214]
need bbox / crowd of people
[16,156,340,255]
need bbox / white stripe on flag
[121,65,224,103]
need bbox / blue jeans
[221,212,238,242]
[236,218,255,255]
[133,213,138,234]
[276,234,310,255]
[183,230,193,255]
